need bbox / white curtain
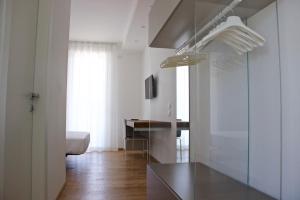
[67,42,119,151]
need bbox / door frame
[32,0,53,199]
[0,0,12,198]
[33,0,71,198]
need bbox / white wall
[142,47,177,163]
[45,0,70,199]
[142,48,151,119]
[278,1,300,199]
[247,3,281,199]
[116,50,143,148]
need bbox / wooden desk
[124,120,189,160]
[125,120,172,132]
[125,120,189,131]
[177,121,190,131]
[124,120,172,160]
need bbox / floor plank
[58,151,149,200]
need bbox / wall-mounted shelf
[149,0,276,49]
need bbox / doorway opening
[176,66,190,163]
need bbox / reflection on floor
[176,149,189,163]
[58,151,150,200]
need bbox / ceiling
[70,0,155,50]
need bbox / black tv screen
[145,75,156,99]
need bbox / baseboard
[149,154,160,163]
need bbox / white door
[1,0,39,199]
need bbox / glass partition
[147,47,177,164]
[190,0,250,180]
[189,0,282,199]
[147,0,282,199]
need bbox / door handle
[29,92,40,112]
[31,92,40,100]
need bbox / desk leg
[125,138,127,160]
[142,140,145,158]
[132,129,135,153]
[147,132,150,162]
[124,123,127,160]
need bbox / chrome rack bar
[176,0,243,54]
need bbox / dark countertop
[148,163,276,200]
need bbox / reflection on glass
[190,41,249,183]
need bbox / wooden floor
[58,151,150,200]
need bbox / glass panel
[190,1,282,199]
[190,2,250,199]
[189,43,249,183]
[247,3,282,198]
[146,47,177,164]
[147,1,282,199]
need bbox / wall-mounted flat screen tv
[145,75,156,99]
